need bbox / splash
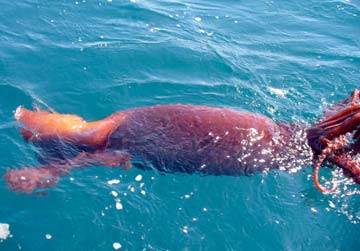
[327,168,360,224]
[0,223,10,241]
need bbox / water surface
[0,0,360,250]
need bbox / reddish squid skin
[13,104,292,176]
[106,105,289,175]
[6,90,360,194]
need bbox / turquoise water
[1,0,360,250]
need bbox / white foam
[194,17,202,22]
[128,185,135,192]
[135,174,142,182]
[310,207,318,213]
[0,223,10,240]
[268,87,288,97]
[115,202,123,210]
[107,179,120,185]
[150,27,160,32]
[113,242,122,250]
[328,200,336,208]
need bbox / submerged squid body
[4,89,360,193]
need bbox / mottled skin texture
[107,105,286,175]
[4,89,360,193]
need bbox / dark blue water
[1,0,360,250]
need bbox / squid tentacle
[329,154,360,184]
[313,135,348,193]
[320,106,360,126]
[324,89,360,119]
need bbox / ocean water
[1,0,360,250]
